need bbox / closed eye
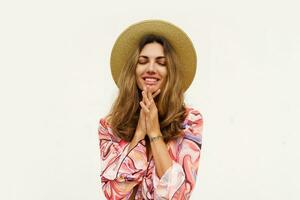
[156,58,167,66]
[138,56,148,64]
[138,56,166,65]
[138,60,147,65]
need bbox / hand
[134,87,161,140]
[134,107,147,140]
[139,86,162,137]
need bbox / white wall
[0,0,299,199]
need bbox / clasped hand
[136,86,161,139]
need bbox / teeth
[145,78,157,81]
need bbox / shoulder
[179,106,204,147]
[183,106,204,127]
[98,116,120,142]
[98,114,113,129]
[98,117,109,131]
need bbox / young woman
[98,20,204,200]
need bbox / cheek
[135,67,141,80]
[159,69,168,87]
[135,65,142,76]
[135,66,143,87]
[161,68,168,79]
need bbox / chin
[137,77,165,93]
[139,83,161,93]
[148,85,163,93]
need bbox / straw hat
[110,19,197,91]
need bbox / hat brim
[110,19,197,91]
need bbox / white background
[0,0,299,199]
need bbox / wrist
[148,130,163,142]
[149,135,163,142]
[129,134,145,151]
[133,131,145,142]
[147,130,162,138]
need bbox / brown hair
[106,34,187,144]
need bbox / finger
[145,85,155,106]
[140,101,150,113]
[152,89,161,99]
[146,86,152,101]
[148,88,154,103]
[142,90,151,106]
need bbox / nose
[147,60,156,73]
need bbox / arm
[152,109,204,199]
[98,118,148,199]
[139,87,173,178]
[149,134,173,178]
[139,87,204,199]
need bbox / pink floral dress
[97,107,204,200]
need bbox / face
[135,42,168,94]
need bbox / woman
[98,20,204,200]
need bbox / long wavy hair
[106,34,187,145]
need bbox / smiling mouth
[143,77,160,85]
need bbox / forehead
[139,42,165,57]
